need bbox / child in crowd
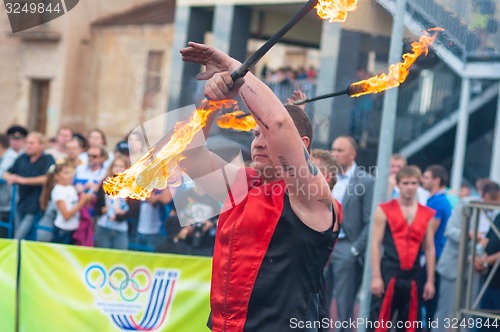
[40,162,92,244]
[94,157,140,250]
[137,188,172,251]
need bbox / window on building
[28,79,50,133]
[142,51,164,110]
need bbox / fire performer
[180,42,340,331]
[370,166,437,332]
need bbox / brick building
[0,0,172,146]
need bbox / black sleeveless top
[381,225,421,282]
[244,194,338,331]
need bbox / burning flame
[217,110,257,132]
[349,28,444,98]
[103,99,238,200]
[315,0,358,23]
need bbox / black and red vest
[209,168,338,332]
[375,199,435,332]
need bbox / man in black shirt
[4,132,54,239]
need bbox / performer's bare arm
[181,42,333,232]
[180,111,235,182]
[237,73,333,231]
[178,44,245,200]
[180,148,242,203]
[371,206,386,297]
[422,218,437,301]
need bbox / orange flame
[349,28,444,98]
[315,0,358,23]
[217,111,257,132]
[103,99,238,200]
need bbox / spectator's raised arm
[287,90,307,111]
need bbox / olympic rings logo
[84,264,152,302]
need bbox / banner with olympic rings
[19,241,212,332]
[0,239,17,332]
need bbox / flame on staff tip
[103,99,238,200]
[348,28,444,98]
[315,0,358,23]
[217,110,257,132]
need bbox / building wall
[19,40,65,134]
[89,25,174,146]
[200,0,393,80]
[250,8,322,46]
[185,0,393,38]
[342,0,393,36]
[1,0,394,143]
[0,0,160,138]
[183,0,304,4]
[0,9,23,128]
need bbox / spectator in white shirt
[74,146,108,195]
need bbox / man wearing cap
[0,126,28,236]
[6,125,28,155]
[3,132,54,239]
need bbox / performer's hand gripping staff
[181,42,334,232]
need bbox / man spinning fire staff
[180,42,341,332]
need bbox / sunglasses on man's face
[89,154,101,159]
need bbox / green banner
[19,241,212,332]
[0,239,18,332]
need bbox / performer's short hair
[396,166,421,184]
[285,105,313,153]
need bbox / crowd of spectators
[261,65,318,84]
[0,90,498,328]
[0,124,216,256]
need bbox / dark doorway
[28,79,50,133]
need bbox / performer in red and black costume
[370,166,437,332]
[180,43,341,332]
